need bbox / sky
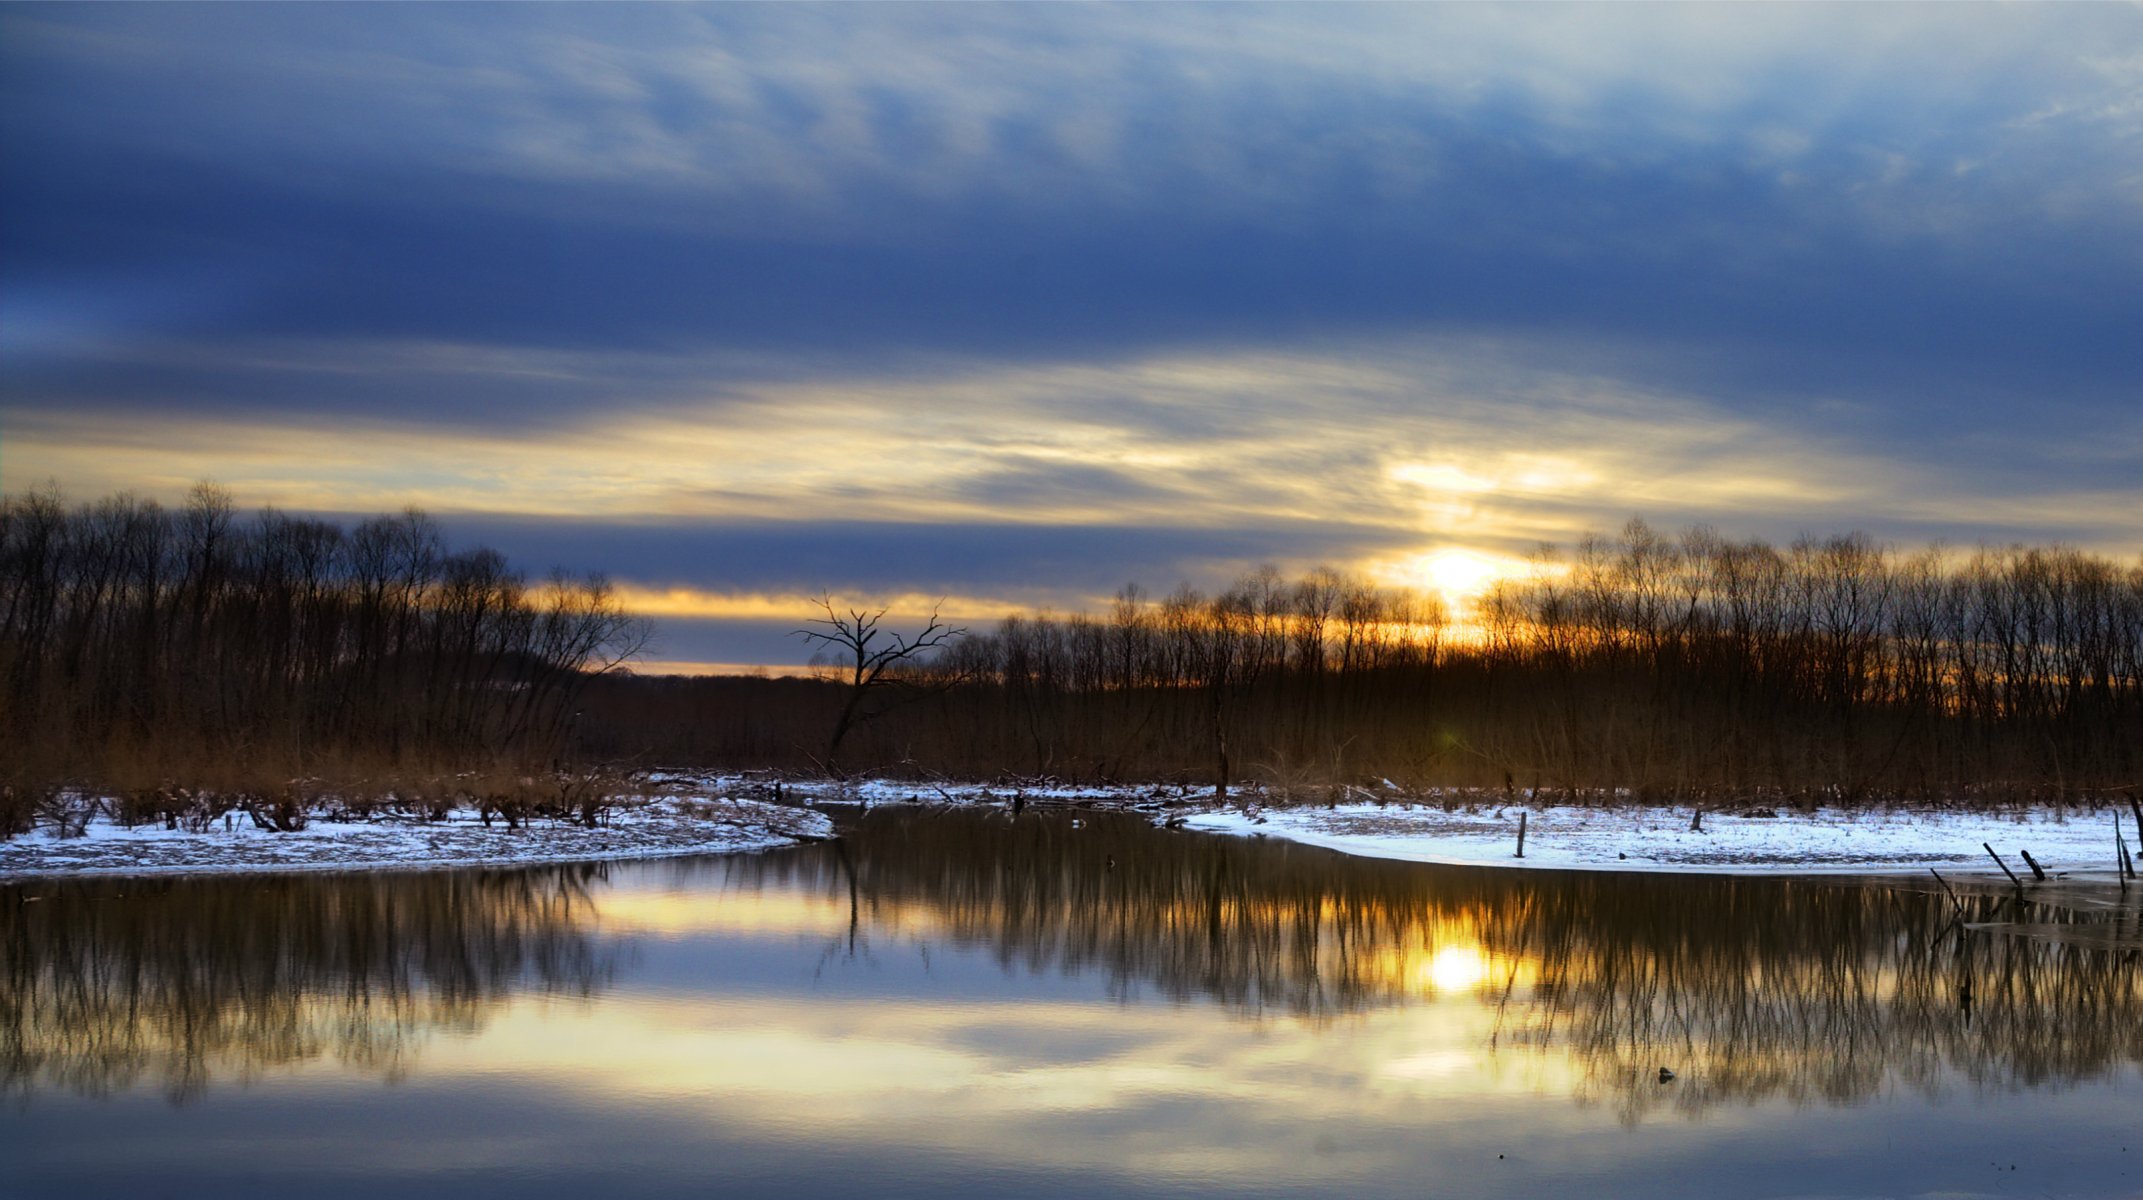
[4,3,2141,671]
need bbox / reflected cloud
[6,809,2140,1134]
[420,990,1556,1187]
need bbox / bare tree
[793,596,966,771]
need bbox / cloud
[6,4,2142,417]
[12,332,2134,580]
[7,5,2141,667]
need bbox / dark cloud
[5,5,2141,441]
[945,462,1192,513]
[425,514,1410,599]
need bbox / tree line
[1472,522,2142,805]
[1,484,646,830]
[9,482,2138,814]
[586,520,2141,806]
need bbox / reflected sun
[1419,944,1490,993]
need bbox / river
[4,808,2137,1198]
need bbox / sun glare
[1419,944,1490,994]
[1376,546,1521,615]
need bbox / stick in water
[2123,810,2139,882]
[1928,868,1967,921]
[1516,810,1527,859]
[2018,849,2048,882]
[1983,843,2024,890]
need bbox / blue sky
[4,3,2140,668]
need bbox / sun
[1419,548,1503,597]
[1375,546,1520,615]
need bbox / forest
[584,522,2143,806]
[5,485,2140,834]
[0,484,645,832]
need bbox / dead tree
[793,596,965,772]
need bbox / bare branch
[789,596,968,769]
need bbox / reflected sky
[4,810,2139,1197]
[5,5,2142,669]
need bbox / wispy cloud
[6,4,2139,667]
[12,332,2135,570]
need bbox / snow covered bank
[0,795,832,881]
[652,771,2141,882]
[36,763,2118,886]
[1184,801,2137,880]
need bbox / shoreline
[1180,802,2137,885]
[0,793,832,882]
[794,776,2139,888]
[4,771,2137,887]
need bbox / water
[4,808,2139,1198]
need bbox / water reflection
[726,809,2143,1120]
[2,867,614,1101]
[4,808,2137,1126]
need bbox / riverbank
[765,774,2136,885]
[5,770,2135,886]
[0,793,832,880]
[1181,799,2136,882]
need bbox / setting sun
[1377,547,1523,615]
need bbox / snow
[1181,801,2136,881]
[651,771,2140,883]
[646,772,1149,806]
[0,794,832,881]
[8,767,2133,886]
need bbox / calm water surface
[4,809,2139,1199]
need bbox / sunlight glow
[1419,944,1491,994]
[1374,546,1526,616]
[1388,462,1498,494]
[609,585,1027,625]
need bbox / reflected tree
[1,866,616,1103]
[721,808,2143,1119]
